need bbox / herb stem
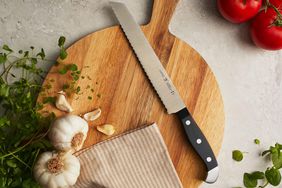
[0,136,35,159]
[11,153,31,169]
[8,55,54,63]
[2,60,18,81]
[31,148,41,170]
[260,181,269,188]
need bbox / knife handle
[177,108,218,183]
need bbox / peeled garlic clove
[55,91,73,112]
[48,114,89,153]
[34,151,80,188]
[97,124,115,136]
[83,108,101,121]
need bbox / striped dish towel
[72,123,183,188]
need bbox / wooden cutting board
[39,0,225,187]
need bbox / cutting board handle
[148,0,180,31]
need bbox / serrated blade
[110,1,185,114]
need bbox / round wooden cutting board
[39,0,225,187]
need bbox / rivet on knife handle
[177,108,219,183]
[110,1,219,183]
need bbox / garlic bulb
[55,91,73,112]
[49,114,88,153]
[34,151,80,188]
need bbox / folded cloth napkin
[72,123,183,188]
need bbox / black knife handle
[177,108,218,171]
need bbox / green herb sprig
[58,36,68,60]
[55,37,81,96]
[0,36,67,187]
[235,142,282,188]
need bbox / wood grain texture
[39,0,225,187]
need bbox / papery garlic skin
[49,115,88,153]
[55,92,73,112]
[34,151,80,188]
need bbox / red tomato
[217,0,262,23]
[251,8,282,50]
[269,0,282,8]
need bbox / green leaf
[6,178,13,186]
[242,171,265,188]
[243,173,257,188]
[31,58,37,65]
[266,143,282,169]
[250,171,264,179]
[275,143,282,150]
[58,36,66,47]
[36,48,45,60]
[272,150,282,169]
[277,143,282,150]
[6,160,17,168]
[73,74,79,81]
[59,49,68,60]
[24,51,29,57]
[10,177,22,187]
[0,53,7,64]
[233,150,243,162]
[254,139,260,145]
[13,167,22,176]
[0,83,10,97]
[76,86,81,94]
[0,117,10,127]
[2,44,13,52]
[270,146,277,153]
[68,64,78,71]
[0,177,6,187]
[265,167,281,186]
[22,178,40,188]
[42,96,56,105]
[58,68,67,75]
[62,83,70,90]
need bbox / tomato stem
[265,1,282,27]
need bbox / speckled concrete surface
[1,0,282,187]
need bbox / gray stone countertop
[1,0,282,187]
